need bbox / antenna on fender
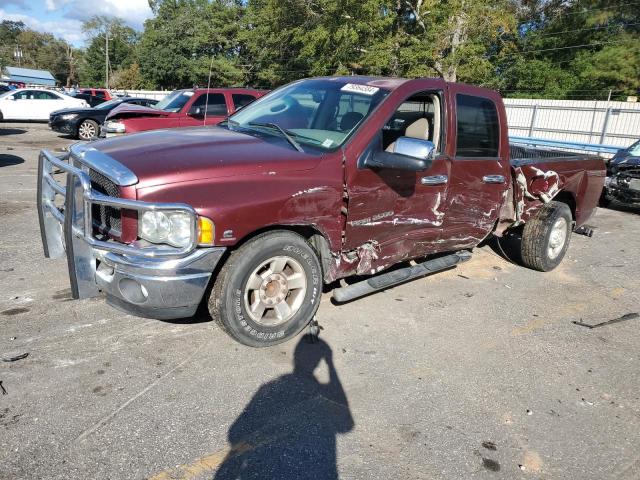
[203,54,215,125]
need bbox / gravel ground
[1,122,639,480]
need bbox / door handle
[482,175,505,184]
[421,175,448,186]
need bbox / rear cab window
[232,93,257,111]
[455,94,500,158]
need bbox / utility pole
[14,44,23,66]
[105,23,110,89]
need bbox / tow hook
[574,225,594,237]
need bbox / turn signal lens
[198,216,214,245]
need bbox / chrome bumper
[37,147,225,319]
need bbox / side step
[332,250,472,303]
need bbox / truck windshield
[227,79,389,150]
[153,90,193,112]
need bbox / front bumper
[604,176,640,204]
[49,117,77,135]
[37,147,225,319]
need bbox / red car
[72,88,113,107]
[101,88,265,137]
[38,76,604,347]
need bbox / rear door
[180,92,228,127]
[438,88,510,249]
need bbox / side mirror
[7,95,15,101]
[188,106,203,117]
[392,137,436,161]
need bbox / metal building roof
[3,66,57,86]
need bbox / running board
[332,250,472,303]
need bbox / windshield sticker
[183,92,194,97]
[322,139,334,148]
[340,83,380,96]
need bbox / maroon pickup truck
[101,87,265,137]
[38,76,605,347]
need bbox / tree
[138,0,244,89]
[80,16,138,88]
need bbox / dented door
[438,88,510,248]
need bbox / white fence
[113,90,640,149]
[504,98,640,149]
[111,89,169,101]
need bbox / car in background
[69,88,113,107]
[49,96,159,140]
[0,88,88,121]
[101,87,265,137]
[601,139,640,206]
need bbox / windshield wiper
[247,122,303,152]
[219,118,239,129]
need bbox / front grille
[89,169,121,235]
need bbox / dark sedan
[49,97,158,140]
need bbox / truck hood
[92,126,322,189]
[106,103,170,120]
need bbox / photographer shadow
[214,336,354,480]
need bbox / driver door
[180,92,229,127]
[343,84,452,266]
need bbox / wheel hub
[244,256,307,326]
[260,274,288,304]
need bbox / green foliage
[4,0,639,99]
[138,0,245,89]
[79,17,138,87]
[0,20,81,86]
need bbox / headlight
[61,113,78,120]
[139,210,194,248]
[105,121,126,133]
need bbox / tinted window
[95,91,106,99]
[456,94,499,158]
[232,93,257,110]
[36,91,60,100]
[191,93,227,116]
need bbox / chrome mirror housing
[392,137,436,161]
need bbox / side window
[455,94,499,158]
[232,94,256,110]
[15,90,34,100]
[381,92,442,153]
[95,91,106,99]
[191,93,228,115]
[36,91,59,100]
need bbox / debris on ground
[573,312,639,329]
[0,381,6,395]
[2,352,29,362]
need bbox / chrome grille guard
[37,148,198,299]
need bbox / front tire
[521,201,572,272]
[208,231,322,347]
[77,119,98,140]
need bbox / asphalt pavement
[1,122,639,479]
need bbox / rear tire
[521,201,572,272]
[208,231,322,347]
[77,119,98,140]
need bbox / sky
[0,0,153,46]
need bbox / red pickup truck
[38,76,604,347]
[101,87,265,137]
